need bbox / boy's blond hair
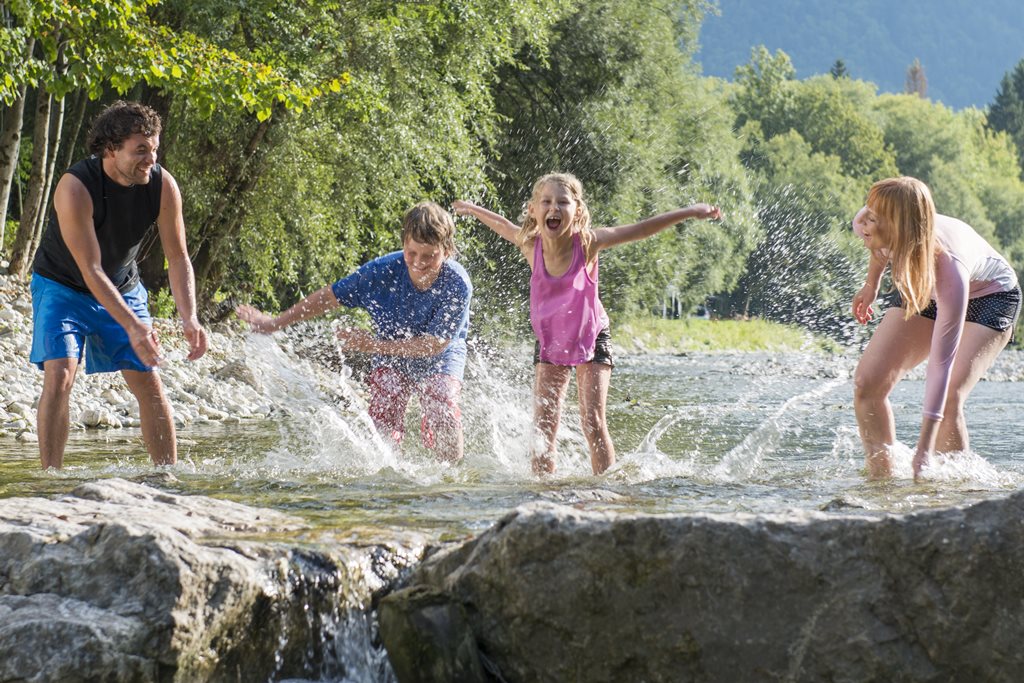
[867,177,936,318]
[401,202,457,256]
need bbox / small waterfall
[266,545,424,683]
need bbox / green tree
[873,93,962,181]
[732,50,896,179]
[466,0,756,323]
[726,128,866,338]
[874,94,1024,250]
[788,76,896,178]
[152,0,569,308]
[0,0,327,276]
[988,58,1024,177]
[904,58,928,98]
[731,46,796,138]
[725,51,901,336]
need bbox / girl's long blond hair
[517,172,594,252]
[867,177,936,317]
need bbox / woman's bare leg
[853,308,931,478]
[935,322,1012,452]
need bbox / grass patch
[615,316,842,354]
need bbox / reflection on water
[3,347,1023,545]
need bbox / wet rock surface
[0,478,422,682]
[381,492,1024,682]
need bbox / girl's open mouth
[546,217,561,230]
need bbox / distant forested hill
[696,0,1024,110]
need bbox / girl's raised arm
[592,203,721,251]
[453,200,522,244]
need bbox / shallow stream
[3,346,1023,542]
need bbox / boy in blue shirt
[236,202,472,463]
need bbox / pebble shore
[0,273,358,447]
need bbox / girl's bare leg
[853,308,931,478]
[576,362,614,474]
[532,363,572,474]
[935,323,1012,452]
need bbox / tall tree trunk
[0,37,34,253]
[54,88,87,179]
[0,88,27,256]
[195,146,272,307]
[23,93,66,275]
[191,108,280,294]
[136,88,174,290]
[9,87,52,277]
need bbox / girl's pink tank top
[530,233,609,365]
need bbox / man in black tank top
[29,101,208,469]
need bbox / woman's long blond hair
[517,172,594,252]
[867,177,936,317]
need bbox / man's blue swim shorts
[30,273,153,374]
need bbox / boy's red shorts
[366,366,462,448]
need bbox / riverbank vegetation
[616,315,843,354]
[3,0,1024,346]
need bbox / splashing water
[711,377,848,481]
[6,343,1024,523]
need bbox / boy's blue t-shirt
[331,251,472,381]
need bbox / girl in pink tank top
[530,232,609,365]
[455,173,721,476]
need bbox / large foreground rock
[380,491,1024,682]
[0,478,420,682]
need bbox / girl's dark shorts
[534,327,614,367]
[888,285,1022,340]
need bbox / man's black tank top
[33,155,162,294]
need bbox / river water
[3,346,1023,540]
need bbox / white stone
[101,389,126,405]
[198,404,228,420]
[79,409,121,429]
[6,401,31,417]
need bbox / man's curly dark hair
[86,101,162,156]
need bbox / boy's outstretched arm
[236,285,340,333]
[335,329,450,357]
[593,203,721,250]
[453,200,521,244]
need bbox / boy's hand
[335,327,377,353]
[689,203,721,220]
[235,305,279,334]
[852,285,878,324]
